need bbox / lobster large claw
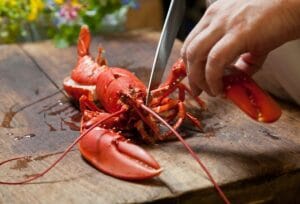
[223,71,282,123]
[78,127,162,180]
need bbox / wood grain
[0,32,299,204]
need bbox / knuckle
[185,46,197,62]
[180,47,186,59]
[205,5,217,16]
[207,50,223,66]
[185,45,207,63]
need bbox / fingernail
[186,63,190,76]
[186,68,190,76]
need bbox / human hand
[181,0,300,96]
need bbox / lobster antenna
[0,109,126,185]
[140,104,230,204]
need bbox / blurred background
[0,0,207,47]
[126,0,207,41]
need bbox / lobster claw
[78,127,162,180]
[223,71,282,123]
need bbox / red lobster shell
[63,25,282,180]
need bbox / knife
[146,0,186,104]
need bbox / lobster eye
[114,74,121,79]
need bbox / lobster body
[63,25,282,181]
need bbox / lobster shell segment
[79,127,162,180]
[223,72,282,123]
[96,68,146,113]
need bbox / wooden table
[0,32,300,204]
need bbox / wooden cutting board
[0,31,300,204]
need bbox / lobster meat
[0,25,282,204]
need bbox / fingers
[182,26,224,96]
[183,28,267,96]
[183,30,245,96]
[181,4,217,63]
[205,32,245,95]
[187,59,212,96]
[180,0,296,97]
[181,20,210,62]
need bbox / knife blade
[146,0,185,104]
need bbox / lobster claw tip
[79,128,162,180]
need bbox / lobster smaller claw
[223,71,282,123]
[79,127,162,180]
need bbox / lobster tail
[77,25,91,57]
[63,26,109,100]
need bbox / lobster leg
[151,83,206,112]
[79,95,102,112]
[152,97,202,139]
[150,59,206,109]
[134,120,157,143]
[154,100,187,140]
[148,60,205,137]
[81,110,121,131]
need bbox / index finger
[205,32,245,95]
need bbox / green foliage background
[0,0,136,47]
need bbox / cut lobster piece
[63,78,96,101]
[71,25,107,85]
[78,127,162,180]
[223,71,282,123]
[63,25,107,101]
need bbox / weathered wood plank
[0,32,299,203]
[0,44,81,157]
[0,45,60,129]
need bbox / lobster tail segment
[77,25,91,57]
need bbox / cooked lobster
[0,25,282,204]
[63,25,207,180]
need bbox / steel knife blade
[146,0,185,104]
